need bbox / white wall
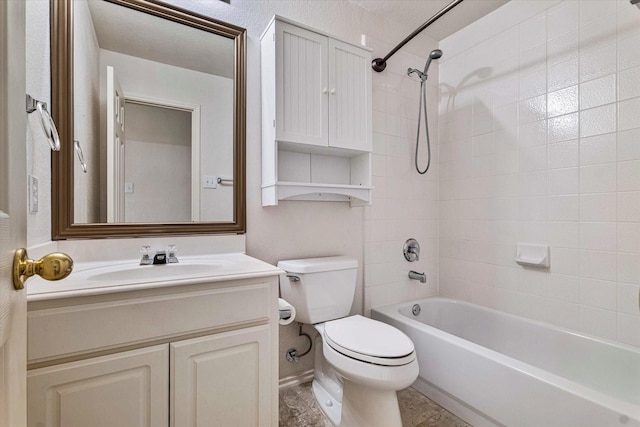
[439,0,640,348]
[25,0,52,246]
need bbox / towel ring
[26,95,61,152]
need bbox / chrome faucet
[153,251,167,264]
[408,270,426,283]
[140,245,178,265]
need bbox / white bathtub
[372,298,640,427]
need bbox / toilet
[278,256,419,427]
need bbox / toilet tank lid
[277,256,357,273]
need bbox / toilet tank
[278,256,358,324]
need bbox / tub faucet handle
[404,238,421,262]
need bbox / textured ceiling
[347,0,509,41]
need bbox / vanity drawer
[28,281,273,364]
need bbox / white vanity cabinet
[261,16,373,206]
[27,346,169,427]
[171,325,272,426]
[26,270,280,427]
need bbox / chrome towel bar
[217,177,234,185]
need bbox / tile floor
[279,382,472,427]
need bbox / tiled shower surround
[438,0,640,347]
[363,38,441,314]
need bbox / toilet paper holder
[279,308,292,320]
[278,297,296,326]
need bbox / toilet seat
[323,315,415,366]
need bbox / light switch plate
[202,175,217,189]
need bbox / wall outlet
[202,175,217,189]
[29,174,38,213]
[124,182,134,194]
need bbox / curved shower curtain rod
[371,0,464,72]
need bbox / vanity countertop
[27,253,283,302]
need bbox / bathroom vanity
[25,253,281,427]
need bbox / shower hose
[415,78,432,174]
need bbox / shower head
[423,49,443,75]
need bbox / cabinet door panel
[328,38,372,151]
[276,21,328,146]
[171,325,272,427]
[27,345,169,427]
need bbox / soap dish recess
[515,243,550,268]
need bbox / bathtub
[372,298,640,427]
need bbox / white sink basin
[86,262,229,282]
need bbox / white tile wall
[363,40,440,314]
[439,0,640,348]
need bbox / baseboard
[279,369,314,389]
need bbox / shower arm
[371,0,463,72]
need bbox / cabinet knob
[322,88,329,94]
[330,88,336,95]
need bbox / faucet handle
[140,245,153,265]
[403,238,421,262]
[167,244,178,263]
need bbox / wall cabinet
[261,16,373,206]
[27,275,279,427]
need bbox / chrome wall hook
[26,94,61,152]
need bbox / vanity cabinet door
[27,345,169,427]
[275,21,329,147]
[170,325,273,427]
[328,38,372,152]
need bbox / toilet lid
[323,315,415,365]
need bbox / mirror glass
[52,0,246,238]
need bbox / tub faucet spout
[408,270,426,283]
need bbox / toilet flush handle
[286,274,300,282]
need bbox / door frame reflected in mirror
[51,0,246,239]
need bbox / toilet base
[339,379,402,427]
[312,379,342,426]
[312,377,403,427]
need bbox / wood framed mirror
[51,0,246,239]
